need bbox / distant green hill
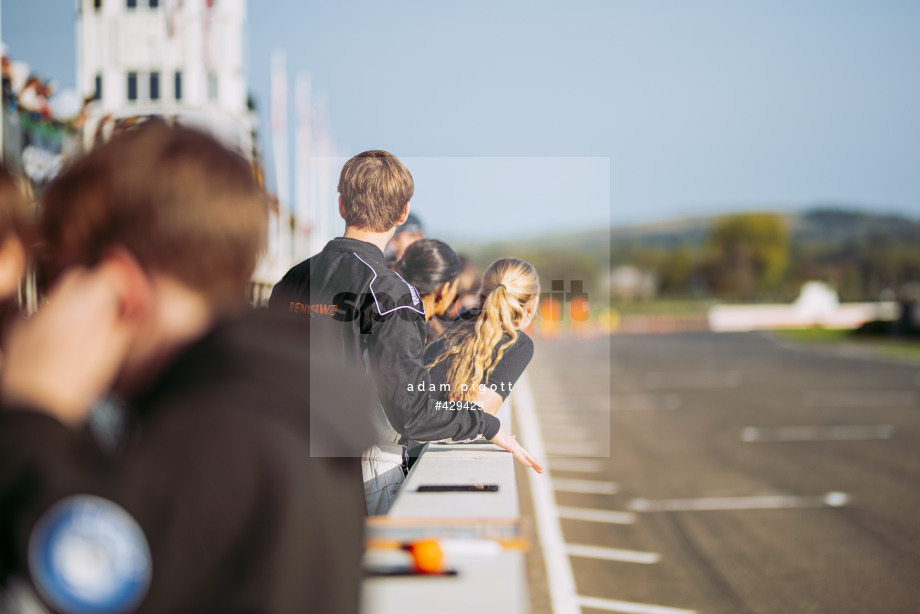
[445,207,919,303]
[793,208,920,244]
[453,207,919,253]
[606,208,919,249]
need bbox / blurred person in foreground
[270,150,542,516]
[0,125,375,613]
[0,166,31,358]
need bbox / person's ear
[0,236,26,301]
[97,247,154,322]
[520,296,537,322]
[439,279,457,302]
[396,202,410,226]
[338,195,346,220]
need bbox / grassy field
[773,328,853,343]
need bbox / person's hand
[1,260,141,425]
[489,426,544,473]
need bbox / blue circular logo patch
[28,495,152,614]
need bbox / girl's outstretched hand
[489,426,544,473]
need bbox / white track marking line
[513,373,580,614]
[553,478,619,495]
[557,506,636,525]
[577,595,697,614]
[543,426,592,441]
[545,441,602,456]
[644,370,741,390]
[550,458,605,473]
[628,492,850,512]
[567,543,660,564]
[741,424,894,442]
[803,390,915,407]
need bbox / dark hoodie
[0,309,375,613]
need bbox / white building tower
[75,0,253,157]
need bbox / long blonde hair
[428,258,540,402]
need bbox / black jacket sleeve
[366,307,500,442]
[486,334,535,400]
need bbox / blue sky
[3,0,919,240]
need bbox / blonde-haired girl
[425,258,540,415]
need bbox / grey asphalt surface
[525,331,920,614]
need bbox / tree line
[460,208,920,305]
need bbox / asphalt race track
[524,331,920,614]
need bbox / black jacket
[0,310,376,613]
[269,237,500,443]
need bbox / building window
[127,72,138,102]
[94,0,103,10]
[174,71,183,101]
[126,0,137,8]
[149,72,160,101]
[94,74,102,100]
[149,0,159,7]
[207,72,218,101]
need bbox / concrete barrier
[360,400,529,614]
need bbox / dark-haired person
[442,254,482,322]
[384,211,424,265]
[0,125,376,613]
[392,238,461,340]
[391,238,463,468]
[270,150,543,515]
[426,258,539,417]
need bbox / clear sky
[3,0,919,240]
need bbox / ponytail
[428,258,539,402]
